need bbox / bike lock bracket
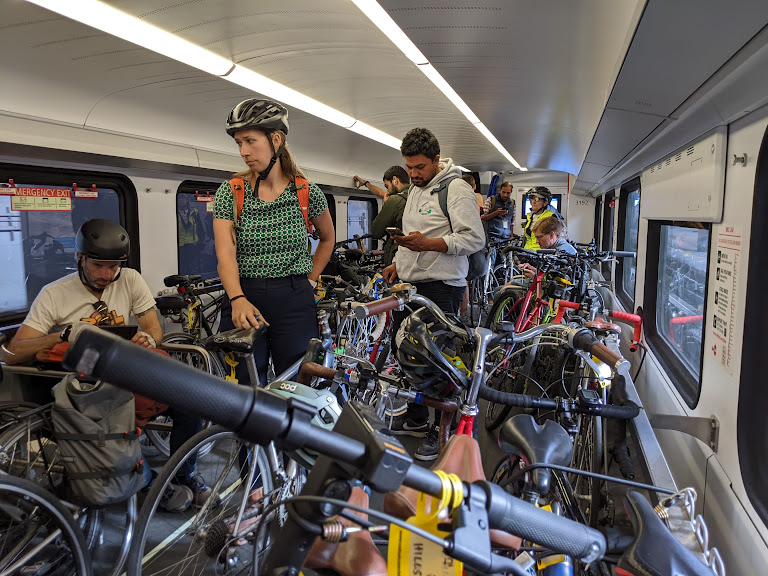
[648,413,720,452]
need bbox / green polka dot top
[213,178,328,278]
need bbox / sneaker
[388,414,429,437]
[176,472,221,509]
[414,430,440,462]
[159,483,193,512]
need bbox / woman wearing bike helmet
[523,187,562,250]
[213,98,335,384]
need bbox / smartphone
[386,227,405,237]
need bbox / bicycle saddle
[201,327,262,354]
[383,434,521,550]
[498,414,573,497]
[305,486,387,576]
[163,274,199,287]
[618,491,713,576]
[155,295,186,312]
[585,318,621,334]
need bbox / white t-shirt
[24,269,156,334]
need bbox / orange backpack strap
[294,176,314,234]
[229,178,245,226]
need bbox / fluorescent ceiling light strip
[352,0,526,170]
[25,0,232,76]
[349,0,428,64]
[225,66,356,129]
[348,121,401,149]
[475,123,524,170]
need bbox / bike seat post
[243,351,261,387]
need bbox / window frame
[176,180,221,278]
[346,195,379,251]
[601,191,615,278]
[616,178,641,311]
[0,162,138,326]
[643,219,711,409]
[739,122,768,529]
[593,196,603,245]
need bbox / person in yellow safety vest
[178,194,205,274]
[523,186,563,250]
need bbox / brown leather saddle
[305,486,388,576]
[383,434,522,550]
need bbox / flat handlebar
[62,328,606,565]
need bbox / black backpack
[430,178,489,281]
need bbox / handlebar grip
[478,383,557,410]
[588,401,640,419]
[553,300,580,323]
[481,482,605,563]
[502,245,538,257]
[536,248,556,254]
[63,327,254,433]
[610,251,636,258]
[607,311,643,351]
[591,341,625,367]
[297,361,338,385]
[353,295,402,320]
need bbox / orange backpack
[229,177,314,236]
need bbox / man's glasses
[92,301,111,325]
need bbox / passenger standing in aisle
[370,165,410,267]
[382,127,485,460]
[213,99,335,385]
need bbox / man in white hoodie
[382,127,485,460]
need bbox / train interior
[1,1,768,574]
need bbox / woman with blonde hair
[212,98,335,384]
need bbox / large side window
[617,180,641,310]
[347,197,378,251]
[739,123,768,528]
[644,221,710,407]
[0,164,136,324]
[309,193,336,255]
[177,181,219,279]
[601,191,615,278]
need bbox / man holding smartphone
[482,181,515,243]
[382,127,485,461]
[369,165,410,266]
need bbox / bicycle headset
[265,380,342,469]
[225,98,289,185]
[395,308,471,399]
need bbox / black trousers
[219,276,318,386]
[393,280,465,425]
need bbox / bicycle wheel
[147,334,223,457]
[569,413,603,528]
[484,289,523,329]
[483,350,528,431]
[0,414,135,576]
[0,474,93,576]
[128,425,275,576]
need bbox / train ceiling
[1,1,767,191]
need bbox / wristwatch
[60,324,72,342]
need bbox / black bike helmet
[528,186,552,201]
[225,98,289,137]
[395,308,471,399]
[75,219,129,261]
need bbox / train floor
[89,400,644,575]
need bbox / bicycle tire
[484,356,527,431]
[127,425,275,576]
[0,474,93,576]
[0,413,135,576]
[569,411,603,528]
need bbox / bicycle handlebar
[607,310,643,352]
[63,328,606,566]
[609,251,636,259]
[352,295,403,319]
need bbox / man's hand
[382,263,398,285]
[132,331,156,348]
[67,321,92,343]
[352,175,366,189]
[519,263,537,279]
[394,231,444,253]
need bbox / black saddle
[201,327,263,354]
[498,414,573,496]
[155,295,186,313]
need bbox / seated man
[519,215,577,278]
[6,218,212,511]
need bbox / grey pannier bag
[51,375,146,507]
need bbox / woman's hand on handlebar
[382,263,398,285]
[231,297,269,329]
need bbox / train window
[176,182,219,280]
[347,197,378,251]
[644,220,710,407]
[601,191,615,278]
[0,164,137,324]
[739,123,768,529]
[593,196,602,245]
[617,180,640,310]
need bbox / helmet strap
[253,134,286,198]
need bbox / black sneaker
[389,414,429,437]
[176,472,221,509]
[414,430,439,462]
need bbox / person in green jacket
[523,186,562,250]
[369,166,410,266]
